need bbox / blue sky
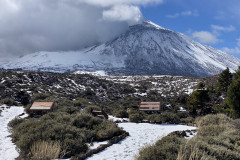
[140,0,240,58]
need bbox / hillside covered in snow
[2,21,240,77]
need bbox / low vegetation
[2,67,240,159]
[136,114,240,160]
[9,104,125,158]
[29,141,63,160]
[137,135,184,160]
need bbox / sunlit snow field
[87,123,196,160]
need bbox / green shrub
[84,105,101,114]
[114,110,128,118]
[11,108,125,157]
[178,114,240,160]
[57,106,79,114]
[180,117,194,124]
[177,112,189,118]
[31,93,53,102]
[129,113,144,123]
[72,113,103,129]
[233,119,240,129]
[146,113,182,124]
[196,114,231,127]
[8,118,25,129]
[138,114,240,160]
[178,137,240,160]
[40,112,73,125]
[137,135,185,160]
[146,114,162,123]
[13,119,88,157]
[94,121,124,141]
[161,112,180,124]
[74,98,91,106]
[0,98,18,106]
[197,124,228,137]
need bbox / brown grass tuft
[29,141,65,160]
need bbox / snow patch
[108,115,129,122]
[88,141,109,150]
[0,106,26,160]
[74,70,107,76]
[87,123,196,160]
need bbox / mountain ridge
[2,21,240,77]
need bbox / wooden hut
[29,102,55,116]
[139,102,161,113]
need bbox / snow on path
[87,123,196,160]
[0,106,25,160]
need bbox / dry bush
[177,114,240,160]
[177,140,215,160]
[137,114,240,160]
[136,135,185,160]
[29,141,65,160]
[195,114,231,127]
[233,119,240,129]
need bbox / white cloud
[191,24,235,45]
[166,10,198,18]
[0,0,163,58]
[192,31,219,44]
[211,24,235,32]
[102,5,143,25]
[222,47,240,55]
[79,0,163,7]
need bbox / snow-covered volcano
[2,21,240,76]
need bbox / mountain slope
[2,21,240,76]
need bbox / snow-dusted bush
[137,135,185,160]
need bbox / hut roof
[139,102,161,111]
[30,102,54,110]
[140,102,160,107]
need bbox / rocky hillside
[0,70,203,108]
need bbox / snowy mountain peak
[2,21,240,77]
[142,20,167,30]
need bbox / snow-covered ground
[87,123,196,160]
[0,106,26,160]
[88,141,109,150]
[108,115,129,122]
